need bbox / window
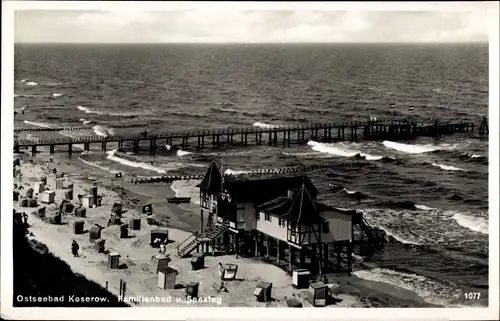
[265,213,271,221]
[279,219,283,227]
[322,222,329,233]
[256,213,260,221]
[290,222,296,231]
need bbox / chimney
[287,189,296,199]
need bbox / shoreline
[12,153,443,308]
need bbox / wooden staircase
[176,224,227,258]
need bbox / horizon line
[14,41,489,45]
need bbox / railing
[176,232,198,255]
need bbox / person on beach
[71,240,80,257]
[22,213,28,226]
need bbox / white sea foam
[452,213,488,235]
[177,150,193,157]
[20,79,27,83]
[353,268,461,306]
[83,120,92,125]
[23,120,51,128]
[26,81,38,86]
[415,204,436,211]
[78,156,118,174]
[383,141,453,154]
[469,154,483,159]
[93,125,108,137]
[307,141,383,160]
[77,106,101,114]
[165,144,172,151]
[171,180,201,205]
[252,122,283,129]
[52,93,63,97]
[432,163,465,171]
[225,168,250,176]
[342,188,357,194]
[106,149,166,174]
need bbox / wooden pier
[14,118,482,157]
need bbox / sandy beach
[12,153,437,308]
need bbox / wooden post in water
[68,143,73,156]
[49,144,55,155]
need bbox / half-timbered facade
[192,160,357,274]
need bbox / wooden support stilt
[68,144,73,156]
[277,240,280,264]
[288,244,292,272]
[49,144,55,155]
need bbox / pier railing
[13,118,483,156]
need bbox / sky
[14,9,496,44]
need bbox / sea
[14,43,489,307]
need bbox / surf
[252,122,283,129]
[353,267,461,307]
[383,141,453,154]
[23,120,52,128]
[452,212,488,235]
[432,163,465,171]
[106,149,166,174]
[307,141,383,160]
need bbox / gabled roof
[198,160,223,194]
[257,196,291,216]
[224,175,318,205]
[280,183,324,224]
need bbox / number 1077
[464,292,481,300]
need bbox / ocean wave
[225,168,251,176]
[253,122,283,129]
[308,141,383,160]
[78,156,118,174]
[452,213,488,235]
[383,141,453,154]
[52,93,63,97]
[93,125,110,137]
[78,105,143,117]
[341,188,369,199]
[79,118,92,125]
[432,163,465,171]
[106,149,167,174]
[78,106,103,115]
[23,120,52,128]
[459,153,488,163]
[26,81,38,86]
[20,79,27,83]
[171,180,201,205]
[177,150,193,157]
[211,107,238,114]
[353,268,461,306]
[415,204,436,211]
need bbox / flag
[115,172,123,179]
[142,203,153,214]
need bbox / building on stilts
[175,160,383,276]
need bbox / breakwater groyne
[15,123,148,132]
[14,117,487,157]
